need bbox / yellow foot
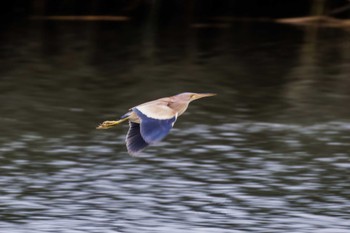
[96,120,120,129]
[96,117,129,129]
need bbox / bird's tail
[96,115,130,129]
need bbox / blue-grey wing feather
[126,122,149,155]
[133,108,177,144]
[120,111,132,119]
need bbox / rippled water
[1,20,350,232]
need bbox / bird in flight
[97,92,216,155]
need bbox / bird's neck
[169,101,189,116]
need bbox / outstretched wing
[126,122,149,155]
[134,98,176,119]
[133,105,177,144]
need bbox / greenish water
[0,20,350,233]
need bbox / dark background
[1,0,350,21]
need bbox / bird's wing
[133,103,177,144]
[126,122,149,155]
[134,98,175,119]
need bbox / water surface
[1,20,350,232]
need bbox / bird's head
[175,92,216,102]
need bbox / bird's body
[97,92,215,155]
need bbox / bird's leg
[96,117,129,129]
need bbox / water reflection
[0,20,350,232]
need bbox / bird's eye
[190,94,195,98]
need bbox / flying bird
[97,92,216,155]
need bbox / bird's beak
[191,93,216,100]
